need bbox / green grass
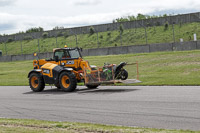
[0,50,200,86]
[0,118,199,133]
[1,22,200,56]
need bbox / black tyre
[59,71,77,92]
[29,73,45,92]
[121,69,128,80]
[86,84,100,89]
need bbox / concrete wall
[150,43,173,52]
[1,12,200,43]
[1,41,199,62]
[173,41,197,51]
[196,40,200,49]
[0,52,54,62]
[85,45,150,56]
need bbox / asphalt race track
[0,86,199,130]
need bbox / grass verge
[0,118,199,133]
[0,50,200,86]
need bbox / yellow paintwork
[61,75,70,88]
[41,63,58,78]
[33,57,93,81]
[31,75,39,88]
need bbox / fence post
[137,61,139,80]
[97,32,99,48]
[120,31,122,46]
[135,21,137,33]
[56,36,58,47]
[172,23,175,43]
[4,42,7,56]
[20,40,23,55]
[75,34,78,47]
[154,22,156,32]
[145,26,148,45]
[38,39,40,53]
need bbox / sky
[0,0,200,34]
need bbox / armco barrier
[87,47,109,56]
[173,41,197,51]
[197,41,200,49]
[0,55,12,62]
[127,45,150,53]
[149,43,173,52]
[0,41,199,62]
[108,46,128,55]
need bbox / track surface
[0,86,200,130]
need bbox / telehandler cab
[28,46,139,92]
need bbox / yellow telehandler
[28,46,140,92]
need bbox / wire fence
[0,22,200,56]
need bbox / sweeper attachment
[83,62,141,88]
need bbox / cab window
[54,50,70,59]
[69,49,80,58]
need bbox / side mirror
[54,56,59,62]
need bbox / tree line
[113,13,169,23]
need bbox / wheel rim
[121,70,127,80]
[121,73,125,79]
[61,75,70,88]
[31,76,39,88]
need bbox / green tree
[164,21,169,31]
[136,13,146,20]
[89,27,95,35]
[128,15,136,21]
[26,27,43,33]
[42,32,48,38]
[119,24,124,34]
[53,26,64,30]
[23,36,33,40]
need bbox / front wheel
[59,71,77,92]
[29,73,45,92]
[120,69,128,80]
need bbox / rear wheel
[59,71,77,92]
[29,73,45,92]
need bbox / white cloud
[0,0,200,34]
[74,0,101,5]
[0,0,16,7]
[0,12,123,34]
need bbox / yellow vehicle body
[32,57,91,82]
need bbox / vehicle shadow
[23,87,139,95]
[76,88,139,94]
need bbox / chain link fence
[0,22,199,56]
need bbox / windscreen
[54,49,70,59]
[68,49,81,58]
